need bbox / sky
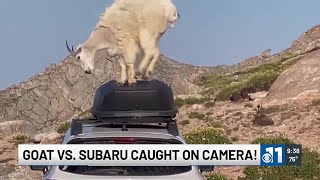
[1,0,320,90]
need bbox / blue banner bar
[260,144,302,166]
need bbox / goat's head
[66,41,95,74]
[167,8,180,28]
[65,27,120,74]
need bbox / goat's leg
[116,58,127,86]
[138,29,153,78]
[144,47,160,79]
[138,30,160,80]
[145,34,163,78]
[126,64,136,86]
[123,38,139,86]
[138,56,150,78]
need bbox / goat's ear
[76,45,83,53]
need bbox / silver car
[30,119,214,180]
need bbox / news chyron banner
[18,144,302,166]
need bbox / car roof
[62,122,185,144]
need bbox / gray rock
[34,132,62,144]
[260,49,272,58]
[230,93,243,102]
[287,25,320,55]
[0,163,15,177]
[0,120,39,139]
[263,49,320,107]
[253,114,274,126]
[249,91,269,101]
[241,87,257,99]
[0,167,42,180]
[192,104,203,110]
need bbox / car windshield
[59,137,192,176]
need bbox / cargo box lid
[91,80,178,118]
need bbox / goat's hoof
[142,71,152,80]
[138,67,147,76]
[142,75,150,80]
[127,79,137,86]
[128,82,136,87]
[116,81,126,86]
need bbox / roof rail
[69,117,179,137]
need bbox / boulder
[230,93,243,102]
[34,132,62,144]
[175,94,203,100]
[0,120,38,140]
[192,104,203,110]
[249,91,269,101]
[263,50,320,107]
[253,114,274,126]
[241,87,257,99]
[260,49,272,58]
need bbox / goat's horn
[65,40,77,56]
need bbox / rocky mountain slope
[0,50,215,138]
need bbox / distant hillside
[2,24,320,138]
[0,49,215,137]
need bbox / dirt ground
[176,101,320,179]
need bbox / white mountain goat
[66,0,180,86]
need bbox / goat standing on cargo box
[66,0,180,86]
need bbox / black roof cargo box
[91,80,178,119]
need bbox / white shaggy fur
[66,0,180,86]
